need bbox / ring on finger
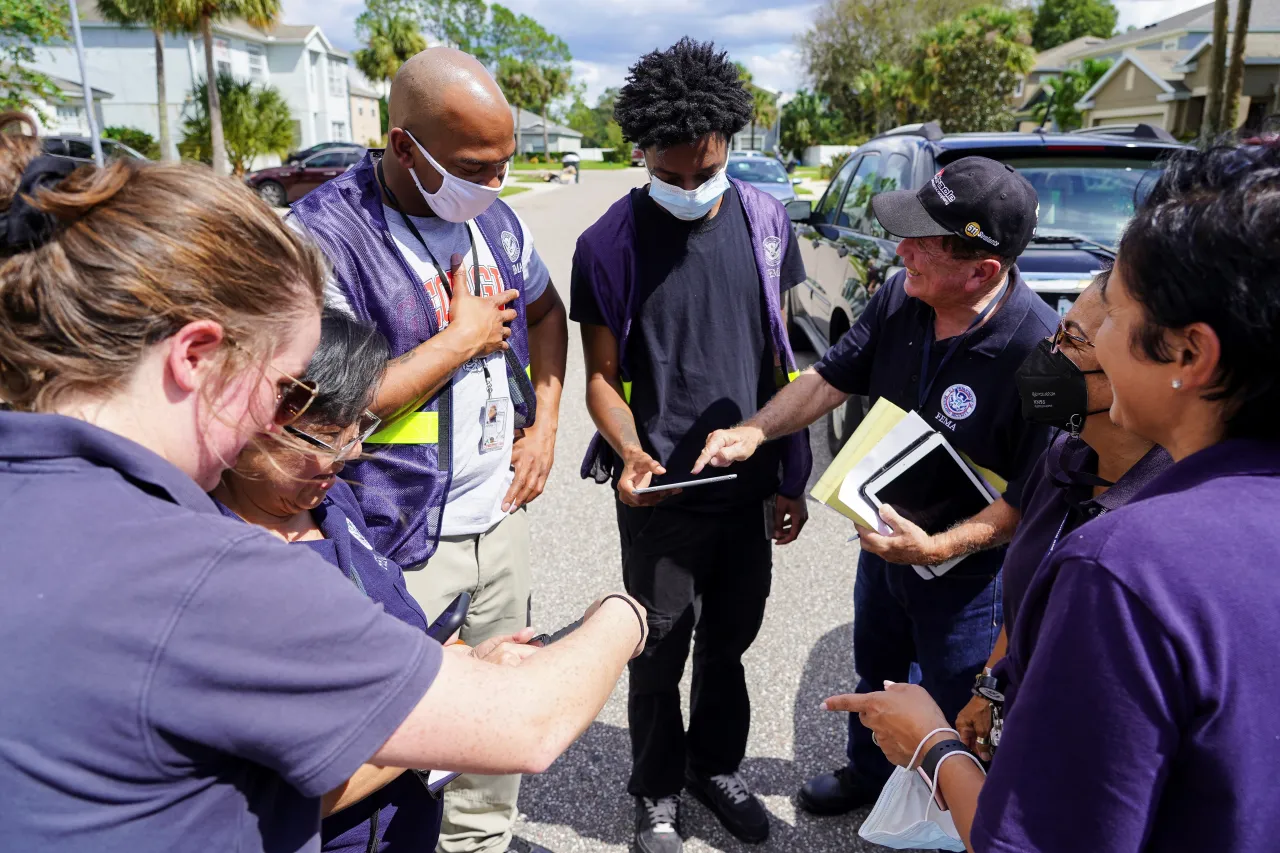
[975,737,988,746]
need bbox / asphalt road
[504,170,887,853]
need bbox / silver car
[727,155,801,203]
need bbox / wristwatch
[972,667,1004,703]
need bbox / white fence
[803,145,857,167]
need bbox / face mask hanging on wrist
[1014,338,1108,436]
[403,129,506,223]
[647,164,731,221]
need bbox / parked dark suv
[784,121,1186,452]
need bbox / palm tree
[1205,0,1230,137]
[175,0,281,176]
[751,86,778,150]
[354,10,426,85]
[1223,0,1254,130]
[179,73,293,175]
[96,0,196,161]
[537,64,570,157]
[496,58,540,156]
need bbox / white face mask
[857,766,967,851]
[646,163,731,221]
[403,129,506,223]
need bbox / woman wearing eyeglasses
[951,272,1171,760]
[0,114,647,853]
[829,141,1280,851]
[213,309,445,853]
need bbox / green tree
[178,73,292,175]
[354,0,426,84]
[1031,56,1111,130]
[103,124,160,157]
[1205,0,1229,138]
[564,87,622,149]
[799,0,988,128]
[418,0,488,58]
[1030,0,1117,51]
[533,62,570,155]
[1222,0,1253,129]
[779,89,845,156]
[734,64,780,149]
[96,0,196,162]
[853,61,917,133]
[909,4,1035,132]
[174,0,281,176]
[495,56,540,154]
[0,0,67,118]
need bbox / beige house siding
[350,94,382,147]
[1090,66,1169,109]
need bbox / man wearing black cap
[693,156,1058,813]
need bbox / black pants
[616,499,773,798]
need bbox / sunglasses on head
[228,339,319,427]
[285,410,381,460]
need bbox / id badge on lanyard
[479,362,508,455]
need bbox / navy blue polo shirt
[814,267,1058,573]
[0,411,442,853]
[978,439,1280,852]
[997,434,1171,632]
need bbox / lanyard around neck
[917,276,1012,411]
[377,158,480,301]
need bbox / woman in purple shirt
[953,274,1171,759]
[212,309,445,853]
[829,139,1280,852]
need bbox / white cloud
[282,0,363,49]
[1113,0,1209,33]
[741,46,804,94]
[572,58,631,104]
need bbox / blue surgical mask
[647,166,730,221]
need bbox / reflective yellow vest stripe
[364,411,439,445]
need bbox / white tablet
[633,473,737,494]
[859,433,993,537]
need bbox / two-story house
[23,0,354,164]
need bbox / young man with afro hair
[569,38,813,853]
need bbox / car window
[865,152,914,238]
[998,156,1164,245]
[305,152,348,167]
[815,156,860,225]
[41,139,67,156]
[837,153,881,229]
[341,150,364,166]
[726,158,788,183]
[100,140,122,159]
[66,139,94,160]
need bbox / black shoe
[635,795,683,853]
[796,766,880,816]
[685,771,769,844]
[506,835,553,853]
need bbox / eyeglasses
[228,339,319,427]
[1051,319,1093,354]
[285,410,381,460]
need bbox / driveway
[503,170,885,853]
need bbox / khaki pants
[406,508,531,853]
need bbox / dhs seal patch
[940,384,978,420]
[763,235,782,267]
[500,230,520,263]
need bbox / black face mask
[1015,338,1107,435]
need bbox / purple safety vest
[291,152,536,567]
[576,178,812,498]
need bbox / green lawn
[500,185,531,198]
[795,187,813,196]
[793,166,821,179]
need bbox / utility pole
[67,0,104,167]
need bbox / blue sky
[284,0,1210,102]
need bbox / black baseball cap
[871,156,1038,257]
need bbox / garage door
[1093,114,1165,128]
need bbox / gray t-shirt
[0,411,441,852]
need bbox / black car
[784,121,1187,452]
[285,141,360,164]
[42,135,149,164]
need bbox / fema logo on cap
[941,384,978,420]
[764,235,782,266]
[500,230,520,263]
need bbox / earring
[1172,379,1183,390]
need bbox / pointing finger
[821,693,874,713]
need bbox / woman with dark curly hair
[570,38,812,852]
[830,139,1280,852]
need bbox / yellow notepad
[811,398,1007,528]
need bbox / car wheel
[256,180,287,208]
[827,393,870,456]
